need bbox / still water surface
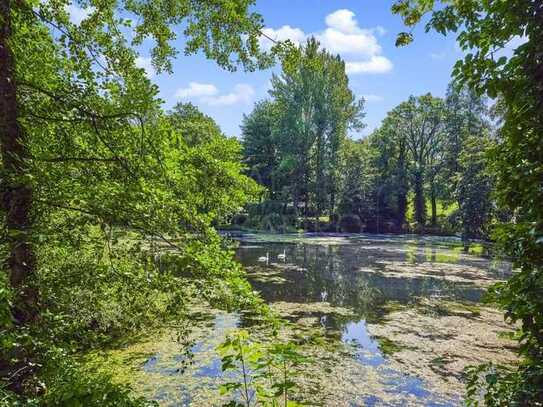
[124,233,514,406]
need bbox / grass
[406,195,458,223]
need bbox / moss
[415,299,481,318]
[429,356,452,368]
[383,301,407,314]
[246,268,288,284]
[373,336,403,356]
[467,243,485,255]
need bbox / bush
[339,214,362,233]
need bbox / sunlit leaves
[395,32,413,47]
[392,0,543,404]
[218,330,306,406]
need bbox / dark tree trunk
[0,0,37,324]
[397,190,407,229]
[413,170,426,225]
[430,183,437,226]
[396,141,408,231]
[397,174,407,231]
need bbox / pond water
[95,233,516,406]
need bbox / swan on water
[257,252,269,263]
[277,249,286,261]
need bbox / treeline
[239,40,501,242]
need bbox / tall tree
[443,84,489,198]
[388,95,445,225]
[394,0,543,403]
[241,100,279,196]
[1,0,35,324]
[455,134,495,247]
[337,138,376,225]
[370,114,410,229]
[269,38,363,220]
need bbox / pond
[92,233,517,406]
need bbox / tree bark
[413,170,426,225]
[0,0,37,324]
[397,144,408,230]
[430,182,437,226]
[397,190,407,229]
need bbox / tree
[394,0,543,403]
[241,100,279,196]
[0,0,272,400]
[369,114,410,230]
[268,38,363,220]
[442,84,489,198]
[1,0,272,317]
[455,134,495,247]
[167,102,221,146]
[386,95,445,226]
[442,84,494,244]
[337,139,376,226]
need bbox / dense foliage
[393,0,543,404]
[2,0,541,404]
[241,75,497,241]
[240,38,364,231]
[0,0,274,404]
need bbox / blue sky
[77,1,465,138]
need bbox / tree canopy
[0,0,271,402]
[393,0,543,403]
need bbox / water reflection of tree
[246,240,490,325]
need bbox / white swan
[257,252,269,264]
[277,249,286,261]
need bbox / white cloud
[175,83,254,106]
[175,82,219,99]
[259,9,392,75]
[325,9,359,34]
[346,56,393,74]
[318,27,381,56]
[259,25,306,50]
[135,56,155,78]
[66,4,94,25]
[362,94,384,102]
[202,84,255,106]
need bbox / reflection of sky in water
[342,320,380,353]
[140,234,507,406]
[340,319,459,406]
[342,320,384,366]
[233,233,505,405]
[140,313,239,405]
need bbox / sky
[73,0,465,139]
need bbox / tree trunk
[292,185,299,223]
[397,143,408,231]
[0,0,37,324]
[315,129,323,228]
[430,183,437,226]
[397,190,407,230]
[413,170,426,225]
